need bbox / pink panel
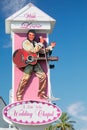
[13,33,49,102]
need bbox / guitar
[13,49,59,68]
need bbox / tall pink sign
[4,3,61,130]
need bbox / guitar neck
[38,57,58,61]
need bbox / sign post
[3,3,62,130]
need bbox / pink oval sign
[3,100,62,125]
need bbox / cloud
[80,129,87,130]
[3,42,12,48]
[67,102,87,121]
[67,102,84,116]
[80,115,87,121]
[1,0,28,17]
[67,102,87,130]
[79,126,87,130]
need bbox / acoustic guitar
[13,49,58,68]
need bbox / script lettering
[14,110,33,118]
[21,22,42,29]
[24,13,36,19]
[38,110,54,118]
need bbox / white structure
[3,3,61,130]
[0,97,18,129]
[0,97,9,128]
[5,2,56,103]
[5,3,56,34]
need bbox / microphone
[39,36,42,38]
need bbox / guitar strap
[29,40,35,47]
[32,41,35,47]
[43,45,48,65]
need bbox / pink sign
[13,33,49,102]
[3,101,62,125]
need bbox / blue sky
[0,0,87,130]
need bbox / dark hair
[27,30,36,40]
[27,29,36,35]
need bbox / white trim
[5,3,56,34]
[12,32,15,103]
